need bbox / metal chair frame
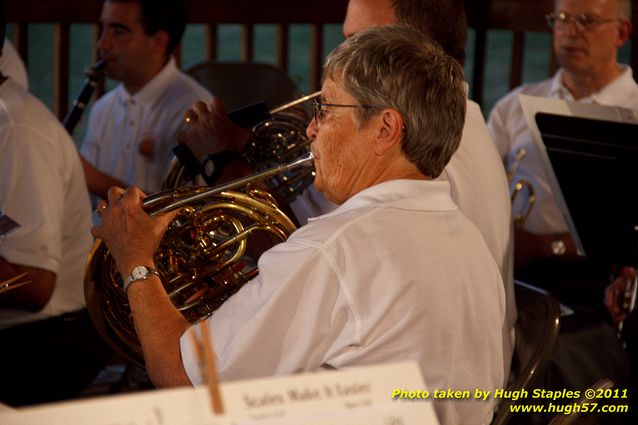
[491,280,562,425]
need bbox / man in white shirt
[93,25,506,425]
[0,17,108,405]
[488,0,638,268]
[81,0,211,196]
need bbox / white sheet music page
[519,94,638,256]
[0,361,438,425]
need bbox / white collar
[549,65,635,104]
[309,179,456,222]
[115,57,179,106]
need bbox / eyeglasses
[546,11,619,31]
[312,99,373,124]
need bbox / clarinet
[63,60,106,134]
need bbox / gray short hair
[323,24,466,179]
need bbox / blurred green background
[6,23,632,146]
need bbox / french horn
[161,92,320,205]
[85,153,314,366]
[508,148,536,227]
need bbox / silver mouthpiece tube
[145,152,315,215]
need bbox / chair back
[492,280,562,425]
[185,60,301,111]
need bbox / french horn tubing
[85,153,314,367]
[160,92,320,205]
[508,148,536,227]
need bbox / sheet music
[518,95,638,256]
[0,361,438,425]
[233,403,428,425]
[0,386,218,425]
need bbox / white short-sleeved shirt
[291,96,516,381]
[487,66,638,234]
[0,39,29,89]
[81,58,212,193]
[439,99,515,363]
[0,79,93,328]
[181,179,506,425]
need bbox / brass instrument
[161,92,320,204]
[508,148,536,227]
[85,153,314,366]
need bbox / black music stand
[535,112,638,265]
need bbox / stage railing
[5,0,638,119]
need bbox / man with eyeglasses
[488,0,638,271]
[93,25,506,425]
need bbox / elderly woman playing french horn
[93,24,505,425]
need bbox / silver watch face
[131,266,149,280]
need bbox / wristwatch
[124,265,160,293]
[201,150,244,185]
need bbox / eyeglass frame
[312,98,375,124]
[311,98,408,135]
[545,11,620,31]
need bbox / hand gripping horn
[85,153,314,366]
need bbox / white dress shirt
[291,95,515,383]
[0,79,93,328]
[81,58,212,193]
[0,39,28,89]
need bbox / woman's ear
[373,109,404,156]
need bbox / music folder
[520,95,638,265]
[0,361,438,425]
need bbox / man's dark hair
[391,0,467,65]
[108,0,186,56]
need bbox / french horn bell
[85,154,314,366]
